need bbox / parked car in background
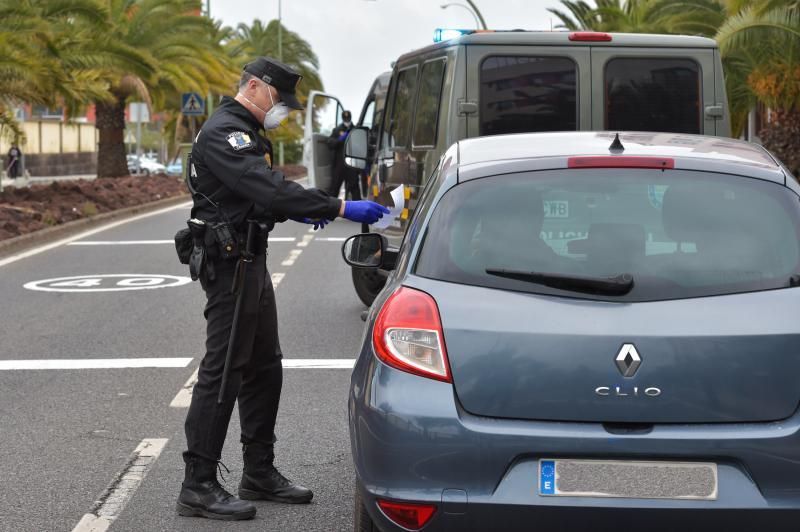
[126,154,166,176]
[165,158,182,177]
[342,131,800,532]
[308,29,732,305]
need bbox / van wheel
[354,485,377,532]
[352,267,385,307]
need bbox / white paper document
[372,185,405,229]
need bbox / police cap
[243,57,304,110]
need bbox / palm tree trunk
[95,95,129,178]
[759,108,800,176]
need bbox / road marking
[315,237,347,242]
[68,240,173,246]
[72,438,168,532]
[281,249,303,266]
[24,274,192,293]
[297,234,315,248]
[283,359,356,369]
[0,201,191,269]
[170,368,199,408]
[269,237,297,242]
[0,358,192,370]
[271,272,285,288]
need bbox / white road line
[72,438,168,532]
[315,237,347,242]
[0,358,192,370]
[68,240,173,246]
[297,234,315,248]
[281,248,303,266]
[0,201,192,269]
[271,272,285,288]
[282,359,356,369]
[170,368,199,408]
[269,237,297,242]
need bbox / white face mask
[240,87,289,130]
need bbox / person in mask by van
[177,56,388,521]
[327,110,362,200]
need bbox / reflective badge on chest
[264,152,272,168]
[226,131,254,151]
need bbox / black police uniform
[178,59,340,520]
[327,119,362,201]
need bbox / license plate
[539,459,718,500]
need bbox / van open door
[302,91,343,191]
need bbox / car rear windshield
[415,170,800,302]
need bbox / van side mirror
[344,127,369,169]
[341,233,397,270]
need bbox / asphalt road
[0,189,368,532]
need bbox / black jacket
[189,96,340,229]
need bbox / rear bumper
[349,355,800,532]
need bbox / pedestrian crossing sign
[181,92,205,116]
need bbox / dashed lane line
[314,237,347,242]
[296,234,315,248]
[0,358,193,370]
[271,272,285,288]
[71,438,168,532]
[281,249,303,266]
[169,368,198,408]
[0,201,192,269]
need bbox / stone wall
[21,152,97,177]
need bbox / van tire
[354,484,377,532]
[352,267,385,307]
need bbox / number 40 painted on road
[24,274,192,293]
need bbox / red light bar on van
[569,32,612,42]
[568,156,675,169]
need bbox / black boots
[176,456,256,520]
[238,442,314,504]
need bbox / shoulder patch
[226,131,254,151]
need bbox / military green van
[303,30,731,305]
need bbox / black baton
[217,220,259,404]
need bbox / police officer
[327,110,360,200]
[177,56,389,521]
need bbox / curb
[0,194,191,259]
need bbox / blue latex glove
[291,217,330,230]
[342,201,390,224]
[338,130,349,141]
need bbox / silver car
[343,131,800,531]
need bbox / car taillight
[372,287,451,382]
[377,499,437,530]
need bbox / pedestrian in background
[177,56,388,521]
[6,144,21,179]
[327,110,362,200]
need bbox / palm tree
[717,5,800,171]
[89,0,236,177]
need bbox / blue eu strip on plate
[540,460,556,495]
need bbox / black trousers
[328,167,362,200]
[184,253,282,463]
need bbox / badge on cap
[226,131,253,151]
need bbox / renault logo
[615,344,641,377]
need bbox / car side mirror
[344,127,369,169]
[341,233,397,270]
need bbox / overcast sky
[212,0,560,114]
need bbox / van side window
[479,56,577,136]
[605,58,700,134]
[413,59,447,148]
[387,66,418,149]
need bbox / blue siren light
[433,28,473,43]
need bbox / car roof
[456,132,786,184]
[398,31,717,61]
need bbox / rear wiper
[485,268,634,296]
